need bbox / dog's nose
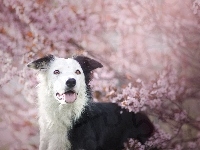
[66,78,76,88]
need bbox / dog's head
[27,55,102,104]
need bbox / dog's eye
[53,70,60,75]
[75,69,81,75]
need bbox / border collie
[27,55,154,150]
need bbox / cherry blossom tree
[0,0,200,149]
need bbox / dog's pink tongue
[64,92,77,103]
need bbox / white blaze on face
[47,57,85,104]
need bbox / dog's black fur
[68,56,155,150]
[69,103,154,150]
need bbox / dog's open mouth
[56,90,77,103]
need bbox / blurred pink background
[1,0,200,149]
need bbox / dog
[27,55,154,150]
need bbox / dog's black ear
[74,56,103,73]
[27,54,54,70]
[74,56,103,84]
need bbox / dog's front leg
[39,119,49,150]
[39,130,49,150]
[39,120,70,150]
[47,131,70,150]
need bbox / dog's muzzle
[56,78,77,103]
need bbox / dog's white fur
[35,57,88,150]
